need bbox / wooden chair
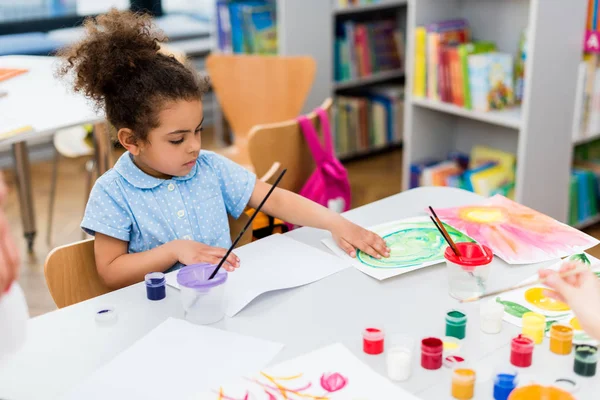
[248,98,333,191]
[44,214,254,308]
[206,54,316,169]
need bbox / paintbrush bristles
[459,264,592,303]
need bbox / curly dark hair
[57,9,208,142]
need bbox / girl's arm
[94,233,240,289]
[248,180,390,259]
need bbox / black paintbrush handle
[208,169,287,279]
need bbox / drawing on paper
[497,253,598,344]
[432,195,599,264]
[321,216,474,280]
[195,344,420,400]
[356,220,473,268]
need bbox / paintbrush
[429,206,462,257]
[208,168,287,280]
[429,206,486,292]
[429,216,459,256]
[459,264,591,303]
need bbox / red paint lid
[444,242,493,267]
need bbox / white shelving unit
[403,0,588,223]
[333,0,408,16]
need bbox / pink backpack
[294,107,351,227]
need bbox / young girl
[59,10,389,289]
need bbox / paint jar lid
[446,309,467,324]
[553,377,581,393]
[522,312,546,326]
[550,324,574,338]
[444,242,493,268]
[480,300,504,318]
[452,367,476,383]
[421,337,443,353]
[177,263,227,290]
[363,327,384,341]
[95,307,117,325]
[145,272,165,287]
[511,335,534,350]
[442,336,462,355]
[443,355,465,369]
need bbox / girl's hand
[330,217,390,259]
[539,261,600,339]
[171,240,240,272]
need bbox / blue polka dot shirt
[81,151,256,272]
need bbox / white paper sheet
[62,318,283,400]
[193,343,420,399]
[322,216,474,280]
[166,234,349,317]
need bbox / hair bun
[58,9,166,106]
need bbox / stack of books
[571,138,600,225]
[216,0,277,54]
[410,145,516,199]
[413,19,524,112]
[334,18,404,83]
[334,85,404,157]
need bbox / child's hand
[172,240,240,272]
[539,261,600,339]
[330,217,390,259]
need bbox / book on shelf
[335,19,404,83]
[413,19,524,114]
[425,19,470,101]
[334,85,403,157]
[468,53,514,112]
[217,1,277,54]
[457,42,496,109]
[410,146,516,199]
[570,139,600,225]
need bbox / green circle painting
[357,221,473,269]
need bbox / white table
[0,187,597,399]
[0,55,103,250]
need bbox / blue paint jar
[493,371,517,400]
[145,272,166,301]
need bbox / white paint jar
[387,347,412,382]
[480,300,505,334]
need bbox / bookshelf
[333,69,405,90]
[334,0,408,16]
[214,0,408,160]
[403,0,588,223]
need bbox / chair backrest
[45,218,253,308]
[248,98,333,193]
[206,54,316,142]
[44,238,110,309]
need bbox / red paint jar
[363,328,384,355]
[511,334,534,368]
[421,337,444,370]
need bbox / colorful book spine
[413,27,427,97]
[457,41,496,109]
[216,0,232,53]
[425,19,469,101]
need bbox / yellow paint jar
[451,368,476,400]
[550,324,573,355]
[522,312,545,344]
